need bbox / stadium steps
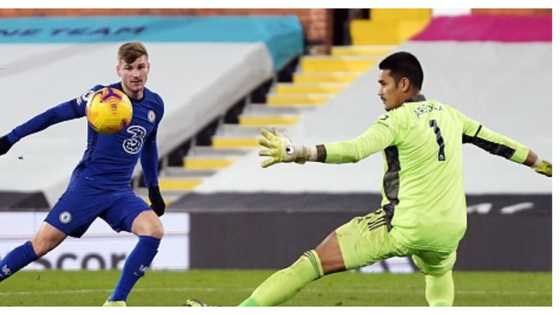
[155,44,397,196]
[238,103,312,127]
[211,124,266,149]
[293,71,362,84]
[157,166,213,192]
[275,82,348,94]
[300,56,377,72]
[136,187,184,206]
[266,93,333,106]
[213,45,398,150]
[331,45,397,57]
[158,177,204,191]
[207,44,399,153]
[157,110,301,196]
[137,167,213,205]
[183,146,247,170]
[239,115,299,126]
[350,9,432,45]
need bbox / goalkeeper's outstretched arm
[258,122,394,168]
[457,109,552,177]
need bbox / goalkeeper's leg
[240,208,402,306]
[239,230,344,306]
[424,271,454,306]
[412,251,456,306]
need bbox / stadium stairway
[140,10,433,205]
[150,50,403,206]
[350,9,432,45]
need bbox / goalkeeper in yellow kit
[235,51,552,306]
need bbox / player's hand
[0,135,13,156]
[258,128,307,168]
[532,160,552,177]
[148,186,166,216]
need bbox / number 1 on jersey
[429,119,446,161]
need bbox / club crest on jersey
[123,125,147,154]
[59,211,72,224]
[148,110,156,123]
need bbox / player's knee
[141,221,164,239]
[30,236,57,257]
[152,223,164,239]
[294,250,324,280]
[133,212,165,239]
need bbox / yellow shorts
[336,208,456,276]
[411,250,456,276]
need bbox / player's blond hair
[118,42,148,64]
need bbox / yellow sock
[239,250,323,306]
[425,270,454,306]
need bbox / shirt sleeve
[141,100,164,188]
[324,112,399,163]
[456,108,529,164]
[7,97,87,144]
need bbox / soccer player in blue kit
[0,42,165,306]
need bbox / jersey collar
[404,94,426,103]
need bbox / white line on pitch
[0,287,550,297]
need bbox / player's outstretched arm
[455,108,551,178]
[0,100,85,154]
[462,124,552,178]
[258,128,318,168]
[258,118,395,168]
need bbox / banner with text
[0,212,190,270]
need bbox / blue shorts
[45,180,151,238]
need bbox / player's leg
[240,208,403,306]
[103,192,163,303]
[425,271,454,306]
[0,183,103,283]
[239,235,333,306]
[412,251,456,306]
[0,222,66,282]
[30,222,67,256]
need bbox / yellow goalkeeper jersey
[324,97,529,252]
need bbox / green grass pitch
[0,270,551,306]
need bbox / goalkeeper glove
[148,186,166,216]
[0,135,13,156]
[258,128,311,168]
[532,160,552,177]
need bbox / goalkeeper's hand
[148,186,166,216]
[0,135,13,156]
[258,128,308,168]
[532,160,552,177]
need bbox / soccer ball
[86,87,133,134]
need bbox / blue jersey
[7,82,164,191]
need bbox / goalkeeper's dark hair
[118,42,148,64]
[379,51,423,90]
